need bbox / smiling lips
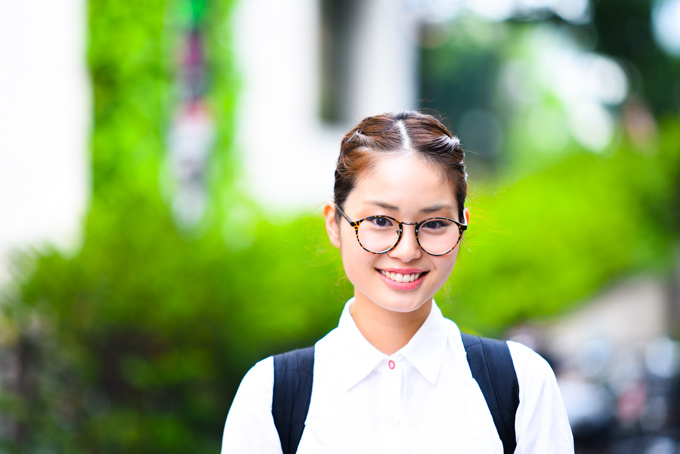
[377,268,428,290]
[379,270,422,283]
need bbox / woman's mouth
[377,269,428,290]
[379,270,422,283]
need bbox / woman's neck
[350,296,432,356]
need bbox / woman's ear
[464,207,470,225]
[323,202,341,248]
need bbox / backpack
[272,333,519,454]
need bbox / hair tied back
[345,128,361,144]
[334,111,468,221]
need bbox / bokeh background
[1,0,679,452]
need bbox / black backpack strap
[461,332,519,454]
[271,338,518,453]
[272,346,315,454]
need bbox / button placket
[386,357,406,430]
[379,357,407,453]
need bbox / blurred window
[320,0,358,124]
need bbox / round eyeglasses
[335,204,467,256]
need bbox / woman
[221,111,573,453]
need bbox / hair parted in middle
[333,111,468,221]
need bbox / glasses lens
[417,218,461,255]
[357,216,400,253]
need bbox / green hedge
[441,120,680,333]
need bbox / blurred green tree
[1,0,343,452]
[590,0,680,116]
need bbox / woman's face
[324,152,469,315]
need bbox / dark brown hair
[334,111,467,221]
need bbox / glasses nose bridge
[394,220,421,251]
[397,220,419,234]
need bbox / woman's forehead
[348,154,458,211]
[360,153,451,187]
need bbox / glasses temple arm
[334,204,357,226]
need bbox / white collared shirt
[222,301,574,453]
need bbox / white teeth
[380,270,422,283]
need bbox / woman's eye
[367,216,393,228]
[422,219,452,230]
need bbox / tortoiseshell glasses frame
[335,204,467,256]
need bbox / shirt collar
[334,299,386,391]
[398,301,449,385]
[332,299,449,390]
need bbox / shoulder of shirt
[314,325,343,355]
[506,341,574,450]
[506,340,559,387]
[251,355,274,373]
[438,313,466,349]
[507,340,550,368]
[238,355,274,394]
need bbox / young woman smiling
[221,112,573,453]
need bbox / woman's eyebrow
[421,204,456,214]
[362,201,456,214]
[363,201,399,211]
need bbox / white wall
[231,0,418,213]
[0,0,90,284]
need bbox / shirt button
[391,418,401,428]
[388,360,395,369]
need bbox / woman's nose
[388,225,422,262]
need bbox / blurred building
[545,276,675,364]
[0,0,90,286]
[232,0,419,212]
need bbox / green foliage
[591,0,680,116]
[3,195,343,452]
[88,0,171,199]
[441,120,680,333]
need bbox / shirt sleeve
[508,341,574,454]
[221,356,283,454]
